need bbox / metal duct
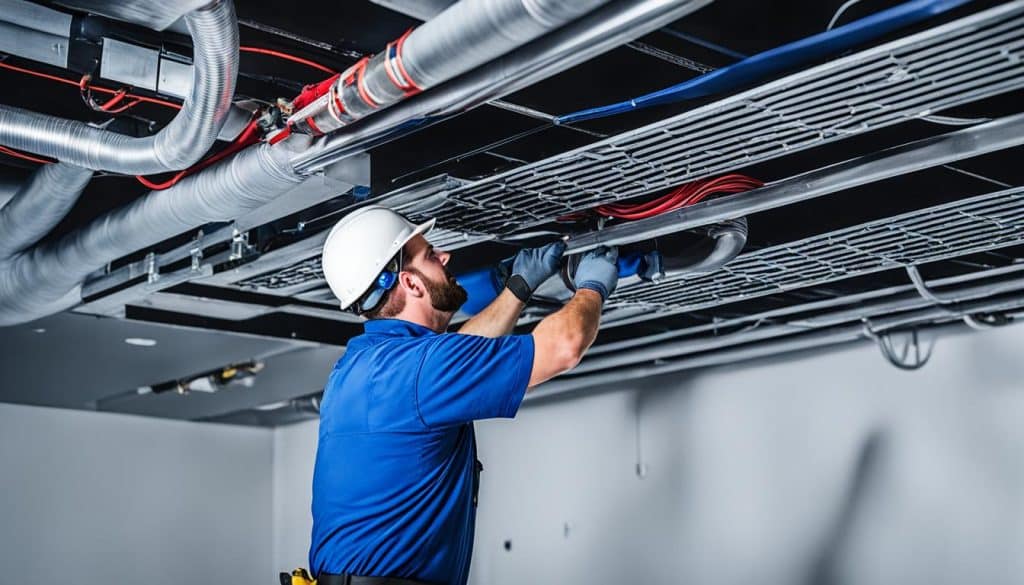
[0,137,309,326]
[397,0,610,89]
[657,218,747,279]
[0,171,24,209]
[0,0,238,174]
[0,163,93,260]
[291,0,612,137]
[54,0,208,31]
[292,0,714,172]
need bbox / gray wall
[274,415,319,573]
[271,324,1024,585]
[0,403,273,585]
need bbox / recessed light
[32,328,45,334]
[124,337,157,347]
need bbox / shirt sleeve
[415,333,534,428]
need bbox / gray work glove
[506,241,567,302]
[574,246,619,302]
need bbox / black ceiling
[2,0,1022,424]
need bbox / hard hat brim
[410,217,436,242]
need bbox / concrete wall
[0,403,273,585]
[271,326,1024,584]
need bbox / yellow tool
[279,568,316,585]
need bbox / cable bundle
[561,174,763,222]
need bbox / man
[309,206,619,585]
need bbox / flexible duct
[0,172,23,209]
[291,0,714,172]
[0,0,238,174]
[288,0,611,136]
[0,137,309,325]
[0,163,93,260]
[646,218,748,281]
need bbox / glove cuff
[576,280,609,302]
[505,274,533,303]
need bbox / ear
[399,270,426,299]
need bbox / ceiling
[1,0,1023,424]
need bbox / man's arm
[528,289,603,388]
[528,246,619,389]
[457,288,525,337]
[458,241,565,338]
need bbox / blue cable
[555,0,974,125]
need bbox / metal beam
[573,268,1024,375]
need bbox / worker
[307,206,619,585]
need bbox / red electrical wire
[560,174,764,222]
[135,118,262,190]
[0,61,183,110]
[0,145,54,165]
[239,46,338,75]
[1,48,339,176]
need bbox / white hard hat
[321,206,435,310]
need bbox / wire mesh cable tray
[427,2,1024,236]
[613,187,1024,312]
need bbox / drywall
[273,415,319,573]
[0,403,273,585]
[270,325,1024,585]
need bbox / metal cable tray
[612,186,1024,312]
[425,3,1024,236]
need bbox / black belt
[318,573,431,585]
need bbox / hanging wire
[862,320,936,370]
[828,0,866,30]
[920,114,993,126]
[963,312,1013,331]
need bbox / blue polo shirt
[309,319,534,585]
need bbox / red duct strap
[384,28,422,96]
[343,57,380,109]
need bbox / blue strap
[555,0,974,125]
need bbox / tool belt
[281,568,432,585]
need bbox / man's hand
[506,241,567,302]
[573,246,619,302]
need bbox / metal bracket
[229,229,254,261]
[144,252,159,284]
[189,242,204,272]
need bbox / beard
[409,267,468,313]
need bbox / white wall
[272,326,1024,585]
[273,417,319,573]
[0,403,273,585]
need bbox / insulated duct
[0,0,238,174]
[0,163,93,260]
[0,138,309,326]
[287,0,613,137]
[292,0,714,172]
[0,171,23,209]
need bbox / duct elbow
[0,0,238,174]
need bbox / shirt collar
[363,318,437,338]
